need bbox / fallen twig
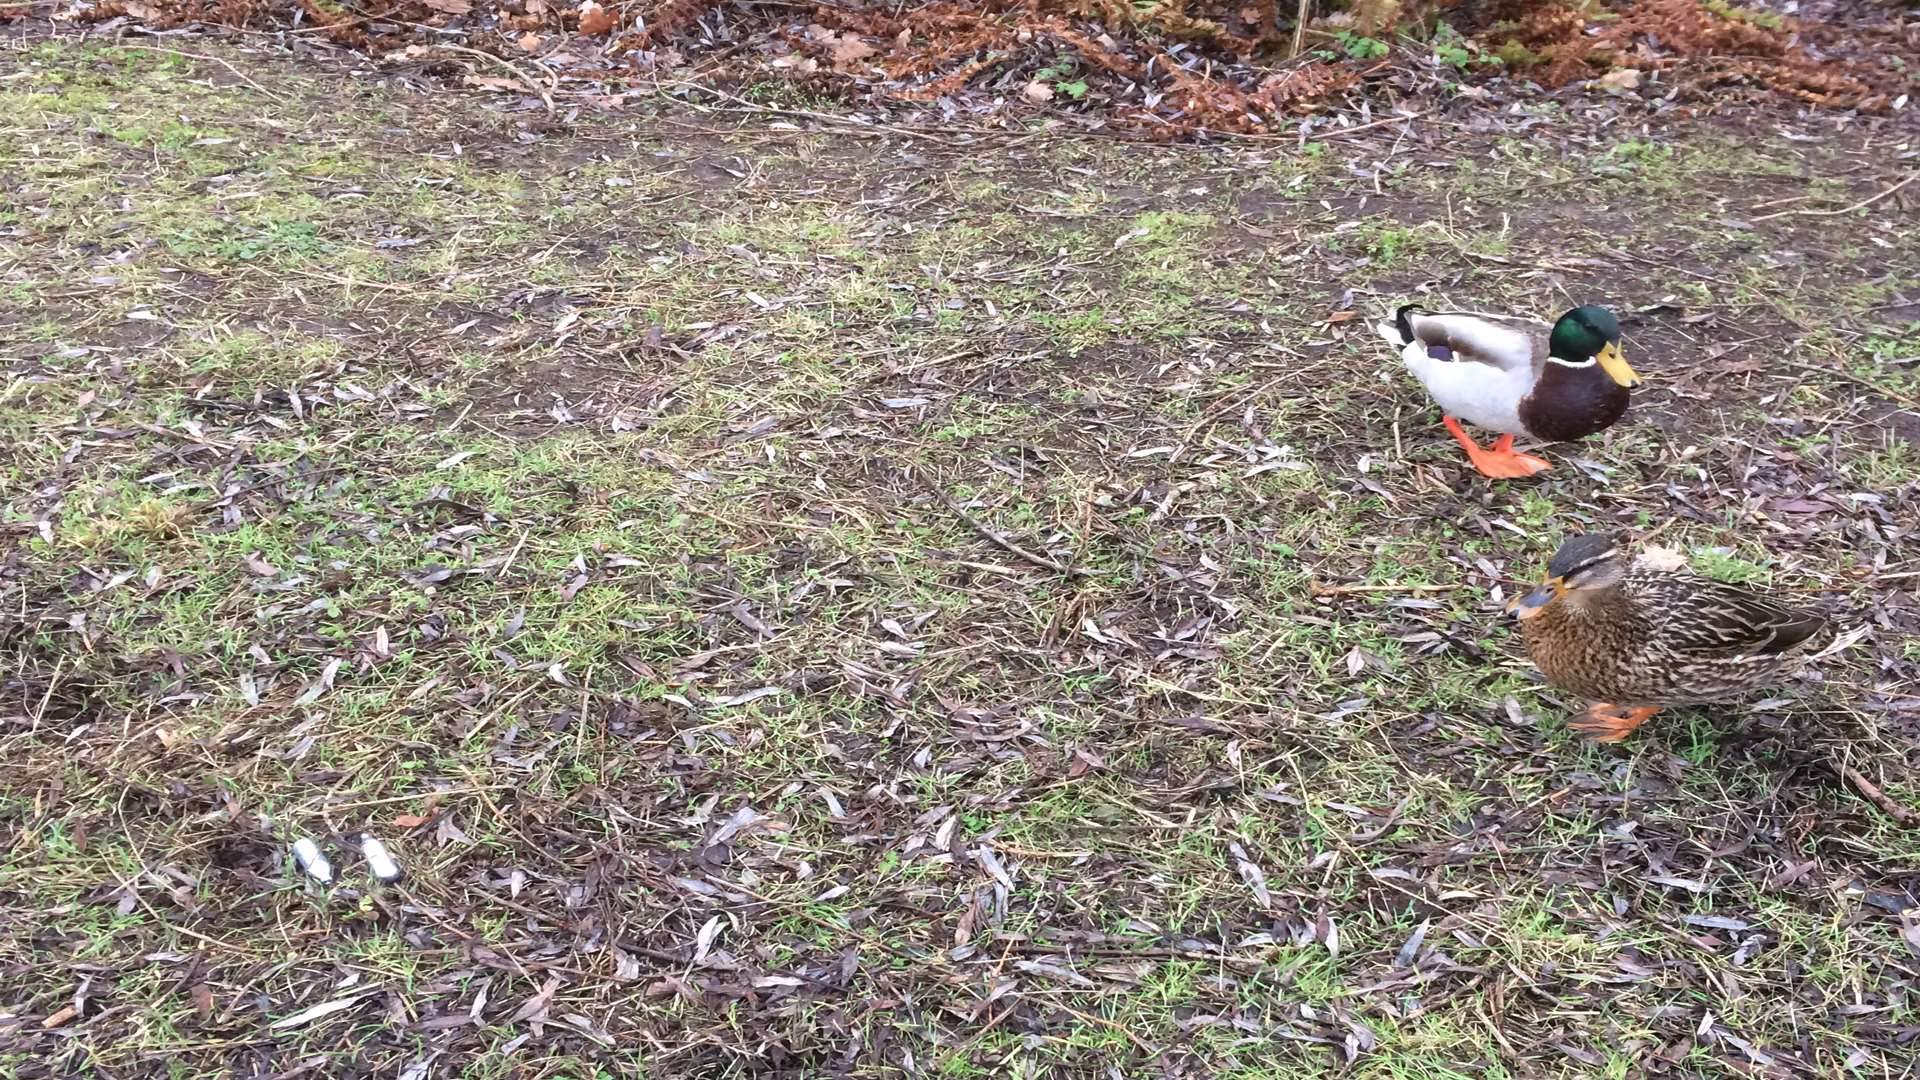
[1828,757,1916,825]
[932,490,1081,577]
[1312,581,1466,596]
[1751,172,1916,222]
[937,1004,1017,1070]
[432,43,556,115]
[1784,357,1920,411]
[112,43,293,103]
[1048,1000,1161,1056]
[29,657,65,734]
[1307,109,1427,142]
[653,79,985,148]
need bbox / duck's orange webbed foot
[1569,703,1661,743]
[1442,418,1552,479]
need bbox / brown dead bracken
[70,1,1914,131]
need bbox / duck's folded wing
[1405,312,1540,374]
[1650,577,1834,659]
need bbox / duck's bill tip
[1510,583,1558,619]
[1598,342,1641,388]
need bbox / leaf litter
[55,2,1919,139]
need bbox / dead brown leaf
[507,976,561,1032]
[1598,68,1644,91]
[830,35,877,65]
[577,1,614,36]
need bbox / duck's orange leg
[1569,703,1661,743]
[1442,417,1552,479]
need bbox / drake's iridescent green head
[1549,305,1640,388]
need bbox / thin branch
[1828,757,1917,825]
[432,43,557,115]
[1308,109,1427,141]
[931,490,1081,577]
[1751,172,1916,222]
[111,44,294,103]
[1311,581,1466,596]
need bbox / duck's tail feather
[1379,304,1424,347]
[1808,622,1870,661]
[1394,304,1423,343]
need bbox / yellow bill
[1597,341,1641,388]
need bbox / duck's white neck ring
[1545,355,1597,368]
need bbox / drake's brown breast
[1518,370,1630,442]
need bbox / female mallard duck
[1376,304,1642,478]
[1512,533,1840,742]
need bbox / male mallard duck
[1375,304,1642,478]
[1511,533,1840,742]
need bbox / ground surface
[3,32,1920,1080]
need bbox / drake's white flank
[1377,312,1537,435]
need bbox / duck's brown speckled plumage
[1522,556,1837,709]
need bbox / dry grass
[2,36,1918,1079]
